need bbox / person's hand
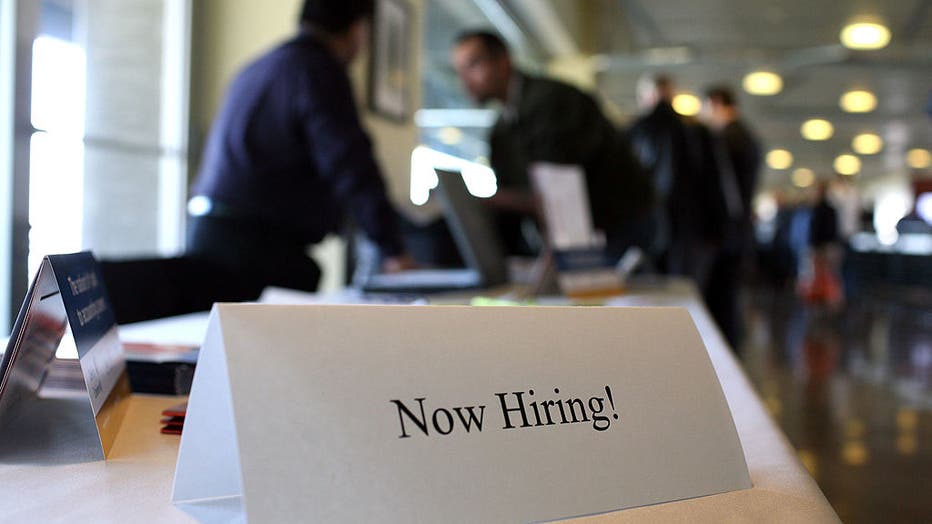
[381,254,418,273]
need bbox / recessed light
[801,119,834,141]
[672,93,701,116]
[766,149,793,170]
[840,89,877,113]
[906,148,932,169]
[840,22,891,50]
[743,71,783,96]
[852,133,883,155]
[834,154,861,175]
[792,168,815,188]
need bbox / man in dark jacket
[628,73,713,276]
[187,0,413,295]
[451,31,653,260]
[702,86,762,351]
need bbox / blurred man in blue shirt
[187,0,413,294]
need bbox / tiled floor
[739,284,932,523]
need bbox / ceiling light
[766,149,793,170]
[834,154,861,175]
[840,22,891,50]
[743,71,783,96]
[672,93,701,116]
[852,133,883,155]
[801,119,834,141]
[840,89,877,113]
[906,148,932,169]
[792,168,815,188]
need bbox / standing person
[450,30,653,260]
[801,182,844,308]
[187,0,414,297]
[628,73,711,277]
[702,86,762,351]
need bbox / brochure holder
[0,252,130,460]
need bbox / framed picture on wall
[368,0,410,121]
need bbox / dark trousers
[704,250,744,353]
[186,215,321,296]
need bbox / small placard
[530,163,599,250]
[530,163,625,297]
[173,304,750,522]
[0,252,130,459]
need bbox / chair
[99,256,260,324]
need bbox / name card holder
[530,163,626,298]
[173,304,751,523]
[0,252,130,460]
[552,248,625,299]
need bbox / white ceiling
[571,0,932,189]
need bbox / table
[0,279,840,522]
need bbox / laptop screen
[435,169,508,287]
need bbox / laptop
[361,169,508,293]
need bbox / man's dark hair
[653,73,673,92]
[299,0,375,34]
[454,30,510,58]
[705,85,737,107]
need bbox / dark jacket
[721,120,762,224]
[628,102,691,204]
[628,102,713,235]
[809,199,839,248]
[191,31,403,256]
[718,119,762,251]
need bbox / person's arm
[298,60,413,272]
[487,119,535,213]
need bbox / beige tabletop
[0,280,840,523]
